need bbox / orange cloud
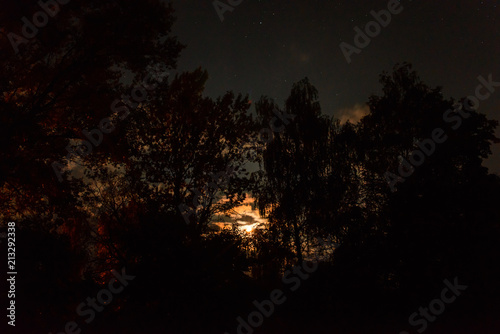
[337,103,370,124]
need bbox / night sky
[170,0,500,173]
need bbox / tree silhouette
[254,78,332,264]
[0,0,183,229]
[352,63,500,298]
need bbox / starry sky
[169,0,500,173]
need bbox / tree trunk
[292,220,303,265]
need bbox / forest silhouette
[1,1,500,333]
